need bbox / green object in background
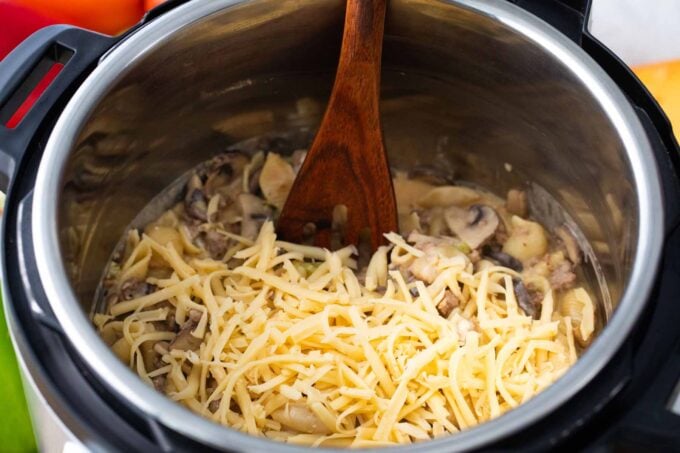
[0,293,37,452]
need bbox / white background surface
[590,0,680,66]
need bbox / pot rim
[31,0,664,451]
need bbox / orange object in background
[7,0,145,35]
[144,0,167,10]
[634,60,680,141]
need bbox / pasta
[96,148,596,446]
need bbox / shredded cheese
[99,220,593,446]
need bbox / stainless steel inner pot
[31,0,663,451]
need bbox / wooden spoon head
[277,127,397,250]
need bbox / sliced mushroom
[444,205,499,249]
[418,185,480,209]
[436,291,459,318]
[203,152,249,197]
[482,246,523,272]
[407,231,461,257]
[513,279,538,319]
[184,174,208,221]
[244,152,265,195]
[271,403,331,435]
[210,151,249,174]
[556,225,581,264]
[237,193,272,239]
[421,207,447,236]
[502,216,548,262]
[259,152,295,210]
[214,201,241,228]
[506,189,528,217]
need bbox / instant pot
[1,0,679,451]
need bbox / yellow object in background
[634,59,680,141]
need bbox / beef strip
[208,399,221,413]
[168,310,204,351]
[549,261,577,290]
[202,230,230,260]
[120,278,156,301]
[152,375,166,392]
[436,291,459,318]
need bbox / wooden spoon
[277,0,397,251]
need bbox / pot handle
[0,26,115,187]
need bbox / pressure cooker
[1,0,679,451]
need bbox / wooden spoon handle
[337,0,386,84]
[277,0,397,250]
